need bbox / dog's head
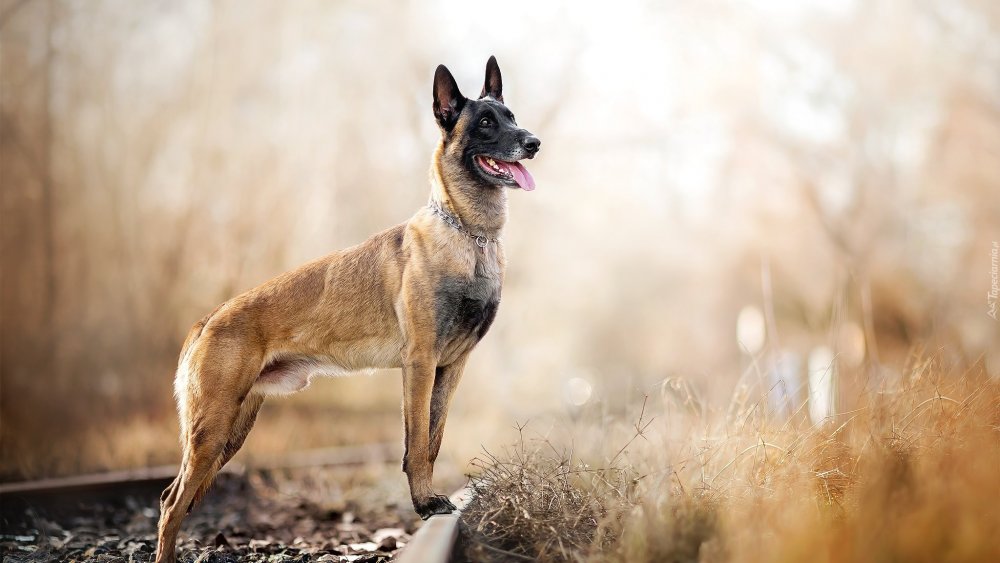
[432,56,540,191]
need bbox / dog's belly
[252,336,403,396]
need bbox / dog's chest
[434,257,502,347]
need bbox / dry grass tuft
[460,356,1000,562]
[461,424,634,561]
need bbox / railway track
[395,486,473,563]
[0,443,474,563]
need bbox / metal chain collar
[427,200,501,248]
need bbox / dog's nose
[521,135,541,154]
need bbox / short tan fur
[155,56,541,562]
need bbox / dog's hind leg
[217,391,264,470]
[187,391,264,509]
[156,343,262,563]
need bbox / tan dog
[155,56,540,562]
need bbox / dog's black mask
[432,56,541,191]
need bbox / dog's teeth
[487,158,495,165]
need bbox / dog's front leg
[429,354,469,465]
[401,355,457,518]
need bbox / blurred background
[2,0,998,481]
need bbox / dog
[155,55,540,562]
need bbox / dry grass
[460,355,1000,562]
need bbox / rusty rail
[0,442,398,499]
[395,485,474,563]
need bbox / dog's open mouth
[476,155,536,191]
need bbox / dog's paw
[413,494,457,519]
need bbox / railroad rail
[0,442,398,500]
[395,485,474,563]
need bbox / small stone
[323,508,343,521]
[214,532,231,549]
[371,528,404,543]
[347,541,378,553]
[376,535,396,551]
[248,538,271,551]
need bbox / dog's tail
[173,315,209,445]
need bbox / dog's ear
[433,64,466,131]
[480,55,503,103]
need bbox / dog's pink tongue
[507,161,536,191]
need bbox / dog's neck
[428,143,507,238]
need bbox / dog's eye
[479,117,493,127]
